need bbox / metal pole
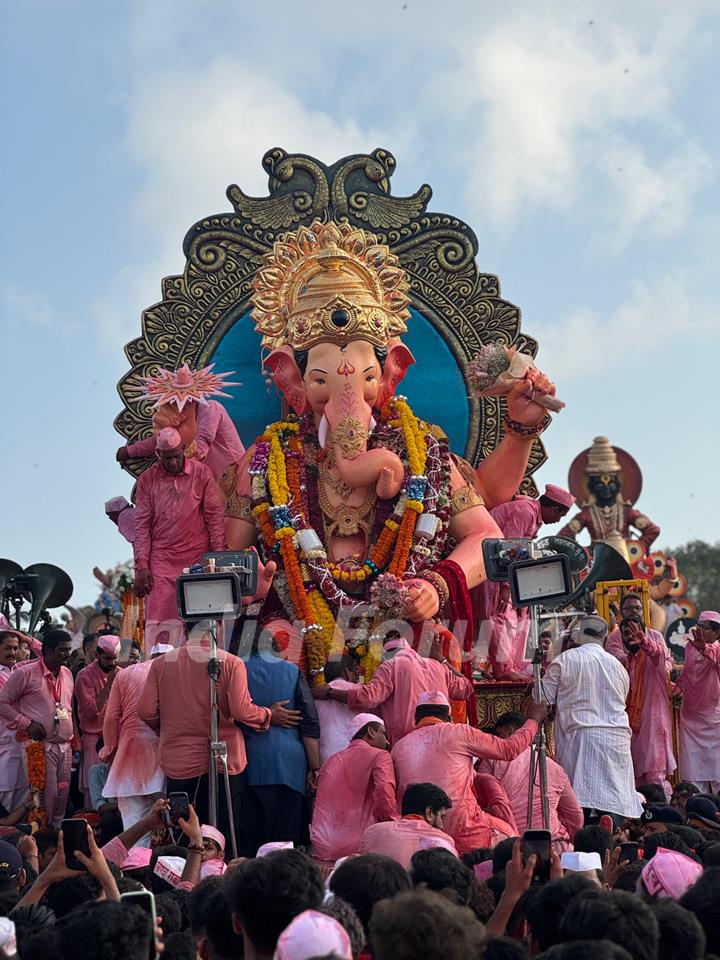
[207,625,238,859]
[526,544,550,831]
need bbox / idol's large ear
[377,340,416,408]
[264,345,307,415]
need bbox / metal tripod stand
[207,624,238,859]
[526,599,550,830]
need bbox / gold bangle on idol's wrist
[417,570,450,609]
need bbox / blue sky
[2,0,719,607]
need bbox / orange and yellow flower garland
[249,397,438,680]
[25,739,47,830]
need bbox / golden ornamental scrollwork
[116,147,546,491]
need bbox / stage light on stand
[174,549,259,861]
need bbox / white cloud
[1,281,57,329]
[427,5,714,239]
[534,269,720,381]
[94,57,400,348]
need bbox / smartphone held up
[522,829,552,884]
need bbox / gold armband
[450,483,485,516]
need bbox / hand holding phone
[522,829,552,884]
[61,818,91,871]
[168,791,190,826]
[619,841,639,863]
[120,890,158,960]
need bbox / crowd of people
[0,596,719,960]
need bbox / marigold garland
[250,398,452,680]
[25,739,47,830]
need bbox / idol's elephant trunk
[322,393,404,499]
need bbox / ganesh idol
[226,220,559,682]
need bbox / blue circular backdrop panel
[211,307,469,453]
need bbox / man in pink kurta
[0,630,29,811]
[358,781,458,867]
[392,692,546,853]
[477,712,584,851]
[137,626,289,845]
[102,645,168,844]
[677,611,720,792]
[122,399,245,481]
[606,596,676,794]
[0,630,75,827]
[315,637,473,747]
[483,485,574,679]
[311,713,398,861]
[74,634,121,805]
[133,428,227,645]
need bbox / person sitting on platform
[541,615,644,823]
[392,691,547,853]
[359,781,458,866]
[313,633,472,747]
[310,714,398,862]
[605,593,676,796]
[477,711,584,851]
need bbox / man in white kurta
[677,610,720,793]
[542,616,643,820]
[101,644,168,845]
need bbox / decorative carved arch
[115,147,546,492]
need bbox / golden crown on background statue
[251,220,411,351]
[585,436,622,475]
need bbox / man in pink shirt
[477,711,584,851]
[606,593,676,795]
[116,364,245,484]
[313,635,473,746]
[359,781,458,867]
[0,630,75,826]
[137,625,299,846]
[311,713,398,862]
[120,398,244,479]
[74,634,121,806]
[0,631,28,811]
[133,427,227,646]
[677,611,720,792]
[483,484,574,679]
[392,691,547,853]
[102,642,170,844]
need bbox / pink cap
[383,637,409,651]
[201,824,226,851]
[149,642,173,657]
[698,611,720,626]
[117,507,136,543]
[122,846,153,870]
[544,484,575,509]
[257,841,294,857]
[348,713,385,739]
[274,910,352,960]
[641,848,703,900]
[416,690,450,707]
[97,635,121,656]
[473,860,494,883]
[105,496,130,514]
[157,427,182,451]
